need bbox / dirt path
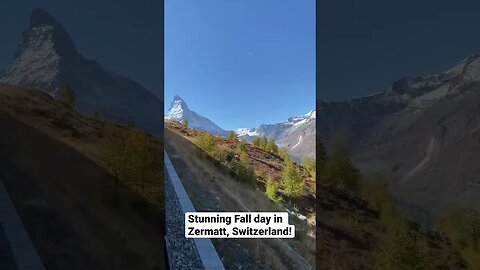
[0,111,165,270]
[165,128,314,270]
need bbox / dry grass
[0,83,165,269]
[165,126,316,269]
[0,83,163,208]
[165,120,315,220]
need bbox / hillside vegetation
[165,120,315,224]
[0,83,165,269]
[165,121,316,269]
[316,139,477,269]
[0,83,164,208]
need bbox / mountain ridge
[165,95,316,160]
[236,109,316,160]
[317,53,480,219]
[165,95,228,136]
[0,8,163,133]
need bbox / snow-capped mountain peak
[165,95,227,136]
[235,109,316,160]
[0,8,164,133]
[166,95,189,120]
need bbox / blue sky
[318,0,480,101]
[165,0,315,130]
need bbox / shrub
[196,132,217,154]
[438,207,480,268]
[182,119,189,127]
[265,178,282,203]
[236,138,247,154]
[303,157,316,194]
[102,128,156,192]
[233,152,255,183]
[92,111,101,120]
[362,175,398,229]
[279,148,290,161]
[303,157,316,179]
[252,137,261,147]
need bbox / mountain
[164,94,315,160]
[236,110,316,160]
[165,95,227,135]
[318,54,480,220]
[0,8,163,133]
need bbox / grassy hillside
[315,142,468,269]
[0,83,165,269]
[165,120,316,269]
[165,120,315,223]
[0,83,163,208]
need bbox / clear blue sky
[318,0,480,101]
[165,0,315,130]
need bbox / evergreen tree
[92,111,101,120]
[265,177,281,203]
[182,119,189,127]
[228,131,238,141]
[59,85,75,107]
[373,222,427,270]
[252,137,261,147]
[260,136,268,149]
[266,138,278,153]
[317,139,327,164]
[328,145,360,193]
[234,151,255,182]
[303,157,316,179]
[282,160,304,197]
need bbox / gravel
[165,167,204,270]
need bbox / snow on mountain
[317,53,480,218]
[0,8,163,133]
[165,94,315,160]
[236,109,316,160]
[357,54,480,110]
[165,95,227,136]
[235,128,259,137]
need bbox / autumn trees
[316,140,360,194]
[282,158,304,197]
[102,127,158,197]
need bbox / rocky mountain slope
[0,8,163,133]
[318,54,480,219]
[236,110,316,160]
